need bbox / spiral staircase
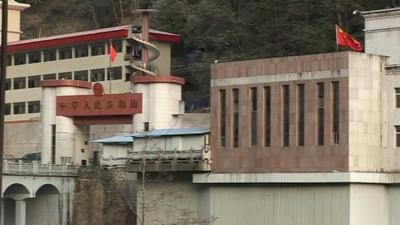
[126,31,160,76]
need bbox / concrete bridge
[1,161,78,225]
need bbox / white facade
[363,7,400,65]
[132,135,205,153]
[6,38,172,122]
[133,82,183,131]
[41,85,90,165]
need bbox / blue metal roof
[132,127,209,138]
[91,134,133,143]
[92,127,209,144]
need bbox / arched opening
[3,183,30,198]
[35,184,60,195]
[3,183,30,225]
[26,184,61,225]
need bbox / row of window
[219,81,340,148]
[5,101,40,115]
[6,67,126,90]
[7,40,123,66]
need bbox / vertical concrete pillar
[15,200,26,225]
[0,199,4,225]
[41,87,56,164]
[41,81,91,165]
[132,78,185,132]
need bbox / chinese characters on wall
[56,93,142,116]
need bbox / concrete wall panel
[349,184,389,225]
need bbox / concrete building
[1,1,181,160]
[124,7,400,225]
[210,51,388,173]
[362,7,400,65]
[94,127,210,170]
[6,1,400,225]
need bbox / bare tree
[89,5,100,29]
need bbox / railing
[2,161,79,176]
[126,146,211,172]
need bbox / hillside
[18,0,400,107]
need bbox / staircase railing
[126,34,160,76]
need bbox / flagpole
[335,25,339,52]
[108,39,112,94]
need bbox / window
[28,75,41,88]
[51,125,56,164]
[396,88,400,108]
[59,72,72,80]
[5,103,10,115]
[282,85,290,146]
[60,157,71,164]
[43,49,56,61]
[81,149,85,153]
[13,102,26,114]
[43,73,56,80]
[264,87,271,147]
[232,88,239,147]
[111,40,123,52]
[59,47,72,60]
[108,67,122,80]
[13,77,26,89]
[91,43,105,56]
[74,70,88,81]
[91,69,105,81]
[317,82,324,145]
[75,45,88,58]
[7,55,11,66]
[125,45,132,55]
[396,126,400,147]
[250,87,258,146]
[298,84,305,146]
[28,101,40,113]
[28,51,41,64]
[332,82,340,144]
[125,72,133,81]
[14,53,26,65]
[219,89,226,147]
[5,78,11,90]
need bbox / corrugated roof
[92,127,209,144]
[92,134,133,143]
[132,127,209,138]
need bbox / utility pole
[141,137,146,225]
[0,0,8,222]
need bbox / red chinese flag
[109,44,117,63]
[336,25,363,52]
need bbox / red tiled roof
[6,25,181,53]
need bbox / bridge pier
[15,200,26,225]
[1,201,3,225]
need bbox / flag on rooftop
[335,25,363,52]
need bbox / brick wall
[72,169,136,225]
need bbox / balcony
[3,161,79,176]
[126,146,211,172]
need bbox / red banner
[56,93,142,117]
